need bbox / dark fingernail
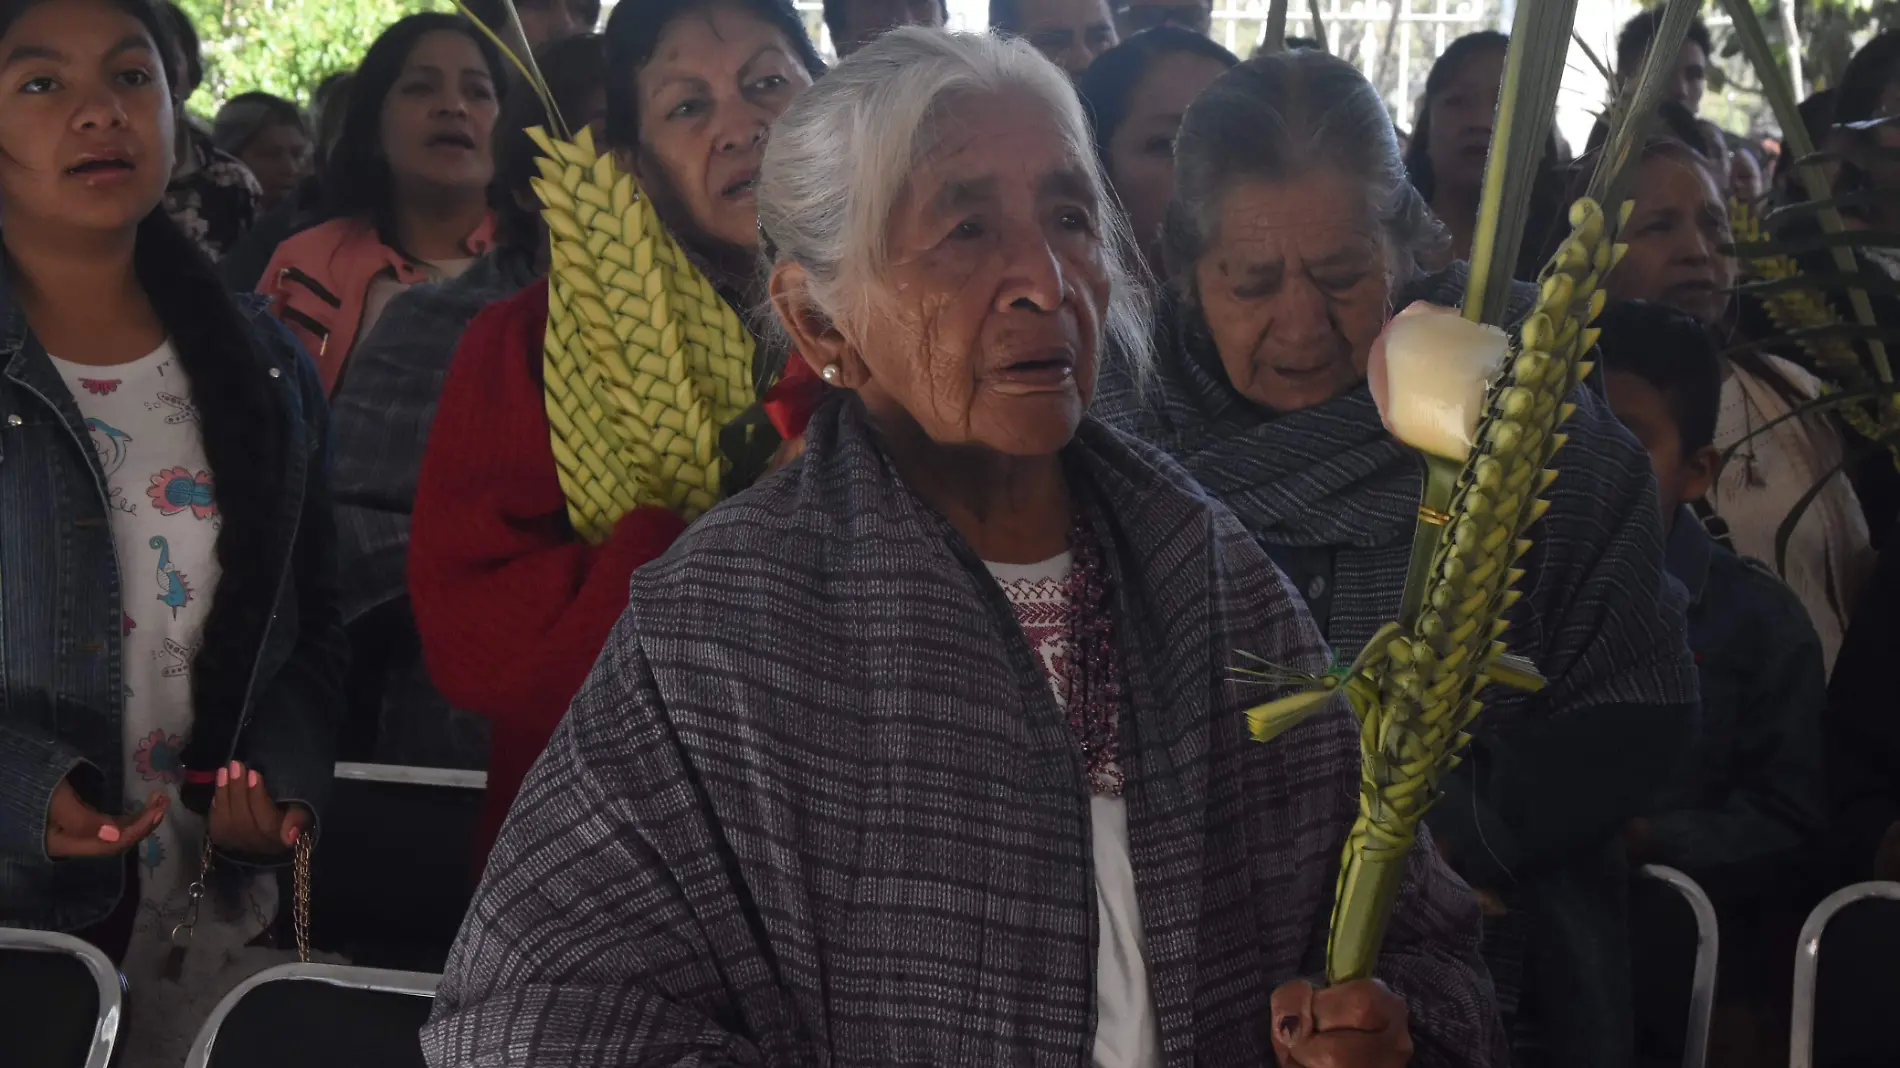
[1278,1014,1300,1040]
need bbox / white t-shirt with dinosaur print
[52,342,278,1064]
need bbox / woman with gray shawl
[425,29,1500,1068]
[1092,50,1697,1068]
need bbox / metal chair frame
[183,962,440,1068]
[1638,864,1720,1068]
[332,762,487,790]
[1789,879,1900,1068]
[0,927,123,1068]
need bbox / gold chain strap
[169,828,314,966]
[293,832,312,962]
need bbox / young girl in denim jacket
[0,0,344,1060]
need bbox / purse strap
[169,830,314,966]
[291,832,312,962]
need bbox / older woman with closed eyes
[424,29,1500,1068]
[1095,48,1696,1068]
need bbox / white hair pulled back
[757,28,1153,382]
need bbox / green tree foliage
[1795,0,1900,88]
[174,0,447,113]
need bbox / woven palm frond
[530,127,758,540]
[452,1,761,541]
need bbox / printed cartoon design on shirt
[155,639,194,679]
[150,535,193,618]
[86,418,133,475]
[123,613,137,636]
[134,728,184,784]
[138,830,166,872]
[146,391,199,425]
[84,419,139,515]
[146,467,217,520]
[131,885,193,941]
[78,378,121,396]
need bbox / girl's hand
[209,761,308,854]
[1271,978,1414,1068]
[45,778,167,858]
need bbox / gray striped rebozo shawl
[422,395,1506,1067]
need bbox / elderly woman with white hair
[422,29,1501,1068]
[1094,49,1696,1068]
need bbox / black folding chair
[0,927,123,1068]
[1630,864,1719,1068]
[1626,858,1717,1064]
[1791,880,1900,1068]
[184,963,437,1068]
[311,762,487,972]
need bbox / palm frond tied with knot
[1235,0,1701,988]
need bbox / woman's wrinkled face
[1194,173,1392,413]
[853,95,1113,456]
[379,30,499,195]
[1425,46,1502,196]
[1105,49,1227,271]
[237,120,311,209]
[634,5,813,252]
[1608,153,1734,327]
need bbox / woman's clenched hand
[1270,978,1414,1068]
[209,761,308,854]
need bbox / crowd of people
[1,0,1897,1065]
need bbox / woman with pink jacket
[259,12,504,393]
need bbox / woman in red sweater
[410,0,827,862]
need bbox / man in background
[466,0,602,71]
[1616,9,1712,114]
[1585,12,1717,160]
[991,0,1118,76]
[824,0,946,57]
[1114,0,1211,39]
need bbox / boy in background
[1598,300,1827,1067]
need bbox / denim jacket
[0,286,346,932]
